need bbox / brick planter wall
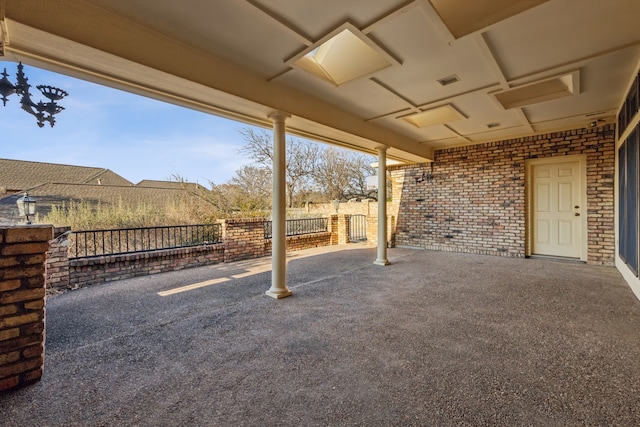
[0,225,53,393]
[390,125,615,265]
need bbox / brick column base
[0,225,53,393]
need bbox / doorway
[527,156,587,260]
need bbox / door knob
[575,213,580,216]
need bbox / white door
[532,160,583,258]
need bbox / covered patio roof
[2,0,639,163]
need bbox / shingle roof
[136,180,206,192]
[0,158,132,193]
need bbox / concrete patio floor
[2,244,640,426]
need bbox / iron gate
[349,214,367,242]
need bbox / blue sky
[1,63,260,185]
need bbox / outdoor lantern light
[16,192,36,224]
[0,62,68,127]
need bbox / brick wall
[61,218,340,290]
[220,218,266,263]
[0,225,53,392]
[68,245,224,288]
[366,215,395,247]
[46,228,71,292]
[265,232,332,254]
[306,200,377,217]
[390,125,615,265]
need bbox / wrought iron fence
[70,224,222,259]
[264,217,329,239]
[348,214,368,242]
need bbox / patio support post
[266,111,293,299]
[374,145,390,266]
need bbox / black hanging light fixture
[0,62,68,127]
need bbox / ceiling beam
[361,0,420,35]
[245,0,313,46]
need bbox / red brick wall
[0,225,53,392]
[390,125,615,265]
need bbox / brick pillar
[337,214,350,245]
[0,225,53,393]
[220,218,267,263]
[329,215,339,245]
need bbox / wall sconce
[0,62,68,127]
[16,192,36,224]
[415,163,436,183]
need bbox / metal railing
[348,214,368,242]
[264,217,329,239]
[70,223,222,259]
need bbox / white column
[266,111,293,299]
[374,146,390,266]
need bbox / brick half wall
[68,245,225,289]
[265,232,332,254]
[51,218,339,291]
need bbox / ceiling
[1,0,639,164]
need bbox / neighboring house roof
[0,159,209,226]
[0,182,208,225]
[136,180,207,192]
[0,158,132,194]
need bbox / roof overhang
[0,1,433,164]
[1,0,639,161]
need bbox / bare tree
[228,165,272,212]
[239,128,319,208]
[206,166,272,216]
[168,173,188,183]
[314,148,376,201]
[238,127,378,207]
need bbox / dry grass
[40,198,215,230]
